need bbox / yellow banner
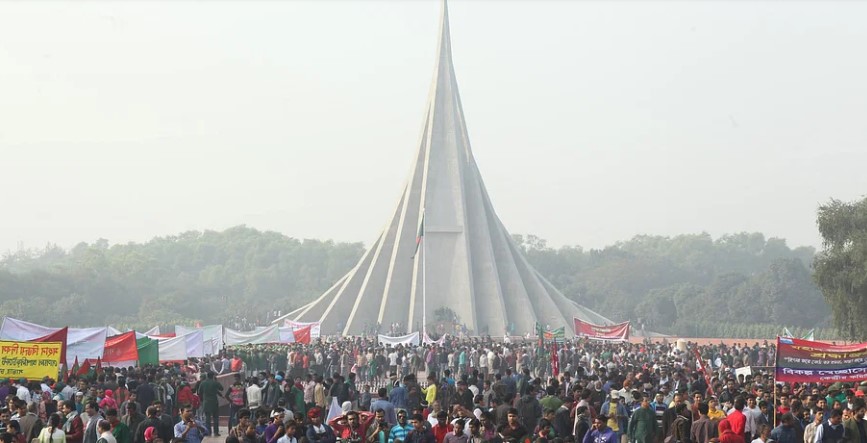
[0,340,62,380]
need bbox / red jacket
[65,414,84,443]
[177,385,194,407]
[719,420,745,443]
[727,410,747,437]
[431,423,453,443]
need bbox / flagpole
[422,207,427,337]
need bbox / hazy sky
[2,1,866,254]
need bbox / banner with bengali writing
[573,318,630,341]
[0,340,63,380]
[776,336,867,383]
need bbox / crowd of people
[2,336,865,443]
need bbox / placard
[0,340,63,380]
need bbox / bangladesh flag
[70,356,79,379]
[544,327,565,341]
[411,211,425,258]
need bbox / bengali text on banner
[0,340,63,380]
[573,318,630,341]
[776,337,867,383]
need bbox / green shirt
[112,421,132,443]
[198,379,224,407]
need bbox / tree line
[512,232,832,339]
[0,224,841,339]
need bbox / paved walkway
[203,426,228,443]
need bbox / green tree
[814,197,867,339]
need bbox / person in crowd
[38,413,66,443]
[752,425,771,443]
[96,420,117,443]
[104,409,130,443]
[61,401,84,443]
[196,372,223,437]
[583,414,616,443]
[719,420,745,443]
[173,407,208,443]
[813,409,845,443]
[843,398,866,443]
[406,413,436,443]
[629,395,658,443]
[389,409,414,443]
[770,414,798,443]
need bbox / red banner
[32,326,68,365]
[776,337,867,383]
[293,325,312,345]
[573,318,630,341]
[102,332,139,365]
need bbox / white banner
[377,332,419,347]
[106,326,124,336]
[176,325,224,355]
[225,325,280,345]
[423,332,446,345]
[284,320,321,338]
[278,327,296,343]
[142,326,160,336]
[0,317,107,366]
[157,330,204,362]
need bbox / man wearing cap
[306,408,336,443]
[600,391,628,442]
[264,408,287,443]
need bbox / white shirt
[98,431,118,443]
[277,436,297,443]
[743,406,761,434]
[247,384,262,408]
[389,352,399,366]
[16,385,31,402]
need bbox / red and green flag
[411,211,425,259]
[69,356,79,379]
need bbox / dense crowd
[2,337,866,443]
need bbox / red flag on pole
[551,341,560,378]
[693,347,714,396]
[293,325,312,345]
[77,359,92,376]
[70,356,79,379]
[103,332,139,366]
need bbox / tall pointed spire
[275,0,612,336]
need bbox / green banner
[136,337,159,366]
[543,327,565,340]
